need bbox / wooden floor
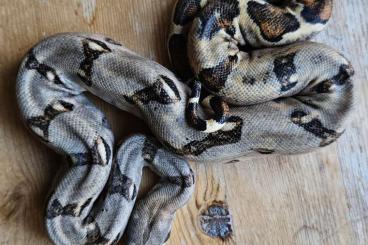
[0,0,367,244]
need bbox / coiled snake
[16,0,354,244]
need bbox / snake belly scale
[16,0,354,244]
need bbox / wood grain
[0,0,367,244]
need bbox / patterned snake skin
[15,0,353,244]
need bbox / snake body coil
[16,0,354,244]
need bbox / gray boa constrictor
[16,0,353,244]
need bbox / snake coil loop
[16,0,353,244]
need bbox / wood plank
[0,0,366,244]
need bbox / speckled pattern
[15,0,354,244]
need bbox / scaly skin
[15,0,353,244]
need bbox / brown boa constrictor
[15,0,354,244]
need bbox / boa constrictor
[16,0,353,244]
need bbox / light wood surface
[0,0,367,244]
